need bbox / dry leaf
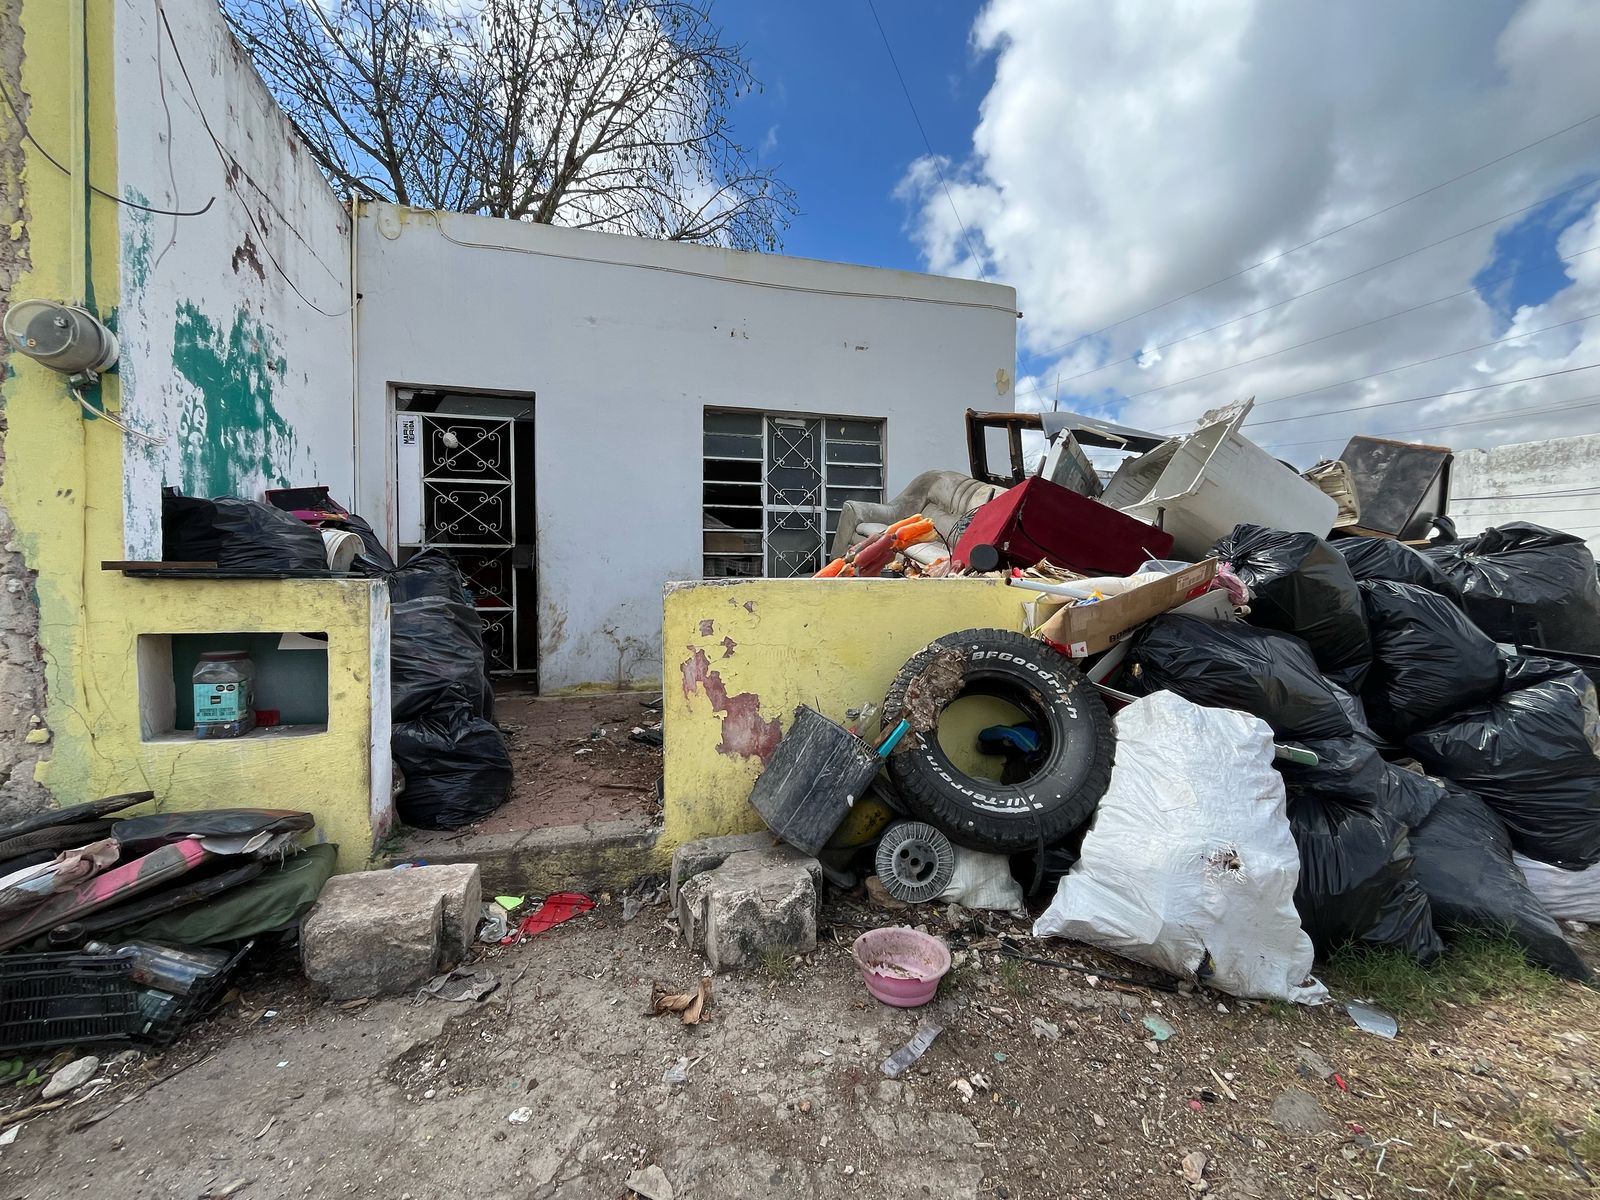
[649,978,712,1025]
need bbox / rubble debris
[676,848,819,972]
[1180,1149,1209,1188]
[1269,1086,1338,1134]
[625,1164,675,1200]
[40,1055,99,1100]
[301,870,459,1000]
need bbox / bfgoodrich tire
[881,629,1114,853]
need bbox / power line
[863,0,989,283]
[1115,241,1600,410]
[1016,107,1600,370]
[1234,310,1600,426]
[1260,391,1600,451]
[1453,485,1600,502]
[157,3,349,318]
[1244,359,1600,431]
[0,72,214,217]
[1019,174,1600,404]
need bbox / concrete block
[669,831,819,902]
[302,872,443,1000]
[403,862,481,968]
[676,848,818,972]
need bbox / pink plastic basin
[851,927,951,1008]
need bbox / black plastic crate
[0,943,250,1053]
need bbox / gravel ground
[2,898,1597,1200]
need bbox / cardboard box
[1033,559,1219,658]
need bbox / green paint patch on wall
[172,302,298,499]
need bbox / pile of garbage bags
[1125,521,1599,982]
[160,489,511,831]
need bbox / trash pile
[0,798,337,1050]
[161,487,512,830]
[743,408,1600,1006]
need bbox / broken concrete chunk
[669,831,787,901]
[41,1055,99,1100]
[405,863,482,968]
[301,872,445,1000]
[676,848,818,972]
[1269,1086,1338,1135]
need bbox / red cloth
[506,891,595,941]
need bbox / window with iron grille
[703,409,886,578]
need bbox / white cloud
[901,0,1600,464]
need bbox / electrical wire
[428,213,1019,313]
[1452,484,1600,502]
[156,3,351,318]
[864,0,989,283]
[69,387,166,445]
[1016,107,1600,369]
[1244,360,1600,431]
[1260,391,1600,451]
[1117,241,1600,411]
[0,72,214,217]
[1236,310,1600,426]
[1020,174,1600,403]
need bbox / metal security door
[395,412,525,675]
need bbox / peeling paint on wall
[679,645,781,763]
[171,301,300,500]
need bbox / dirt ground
[469,688,663,833]
[3,898,1597,1200]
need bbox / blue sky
[716,2,990,274]
[716,1,1600,461]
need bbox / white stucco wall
[1449,434,1600,551]
[114,0,354,555]
[354,203,1017,690]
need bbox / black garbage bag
[1407,655,1600,868]
[391,595,495,722]
[389,546,474,604]
[1128,615,1356,740]
[1212,524,1372,690]
[1333,535,1463,603]
[1358,580,1504,737]
[162,489,328,572]
[1407,776,1591,980]
[393,704,512,830]
[1278,737,1444,962]
[1422,522,1600,653]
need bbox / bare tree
[223,0,797,251]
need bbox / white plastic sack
[940,847,1025,913]
[1033,691,1328,1003]
[1515,853,1600,922]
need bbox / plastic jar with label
[192,650,257,738]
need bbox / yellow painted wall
[660,577,1030,853]
[4,0,387,870]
